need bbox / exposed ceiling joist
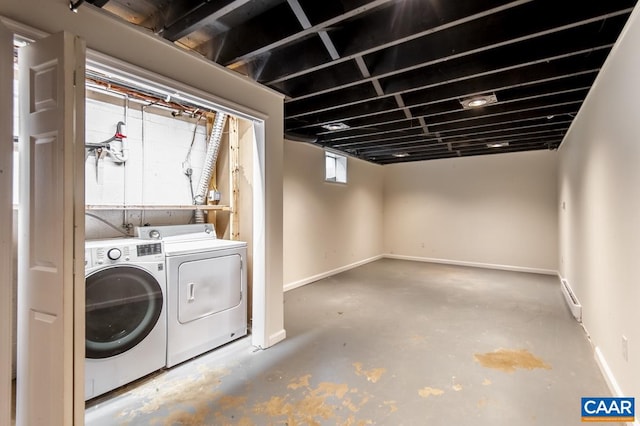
[98,0,637,163]
[161,0,252,42]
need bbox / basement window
[325,151,347,183]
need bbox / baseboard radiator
[560,278,582,322]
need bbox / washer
[84,238,166,400]
[137,224,247,368]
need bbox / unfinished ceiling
[82,0,637,164]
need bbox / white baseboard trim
[592,347,638,425]
[284,254,557,293]
[267,329,287,347]
[594,346,624,397]
[283,254,384,292]
[383,254,558,276]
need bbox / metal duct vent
[194,112,227,223]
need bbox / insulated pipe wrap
[194,112,227,223]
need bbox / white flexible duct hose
[194,112,227,223]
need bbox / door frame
[0,18,14,426]
[85,51,270,349]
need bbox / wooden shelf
[86,204,230,211]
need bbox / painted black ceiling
[84,0,636,164]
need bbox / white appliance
[84,238,167,400]
[136,224,248,368]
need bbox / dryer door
[85,265,163,359]
[178,254,242,324]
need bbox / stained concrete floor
[85,259,616,426]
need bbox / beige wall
[558,6,640,399]
[283,141,384,288]
[384,151,558,273]
[0,0,284,348]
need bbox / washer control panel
[137,242,162,257]
[85,240,164,269]
[107,248,121,260]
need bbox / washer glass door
[85,265,163,359]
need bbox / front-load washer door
[86,265,163,359]
[178,254,242,324]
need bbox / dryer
[84,238,166,400]
[137,224,247,368]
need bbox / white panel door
[17,32,85,426]
[0,20,14,426]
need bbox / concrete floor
[85,259,616,426]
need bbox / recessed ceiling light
[322,122,350,131]
[486,142,509,148]
[392,152,410,158]
[468,98,487,107]
[460,93,498,109]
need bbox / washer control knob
[107,248,122,260]
[149,230,161,239]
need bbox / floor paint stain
[123,367,229,422]
[154,402,211,426]
[251,381,374,425]
[253,394,332,426]
[353,395,371,412]
[383,400,398,414]
[418,387,445,398]
[474,348,552,373]
[218,395,247,410]
[353,362,387,383]
[482,378,492,386]
[253,395,291,417]
[452,384,463,392]
[253,385,336,424]
[112,364,373,425]
[343,398,360,413]
[342,416,374,426]
[288,374,312,390]
[297,394,335,423]
[477,398,488,408]
[315,382,350,399]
